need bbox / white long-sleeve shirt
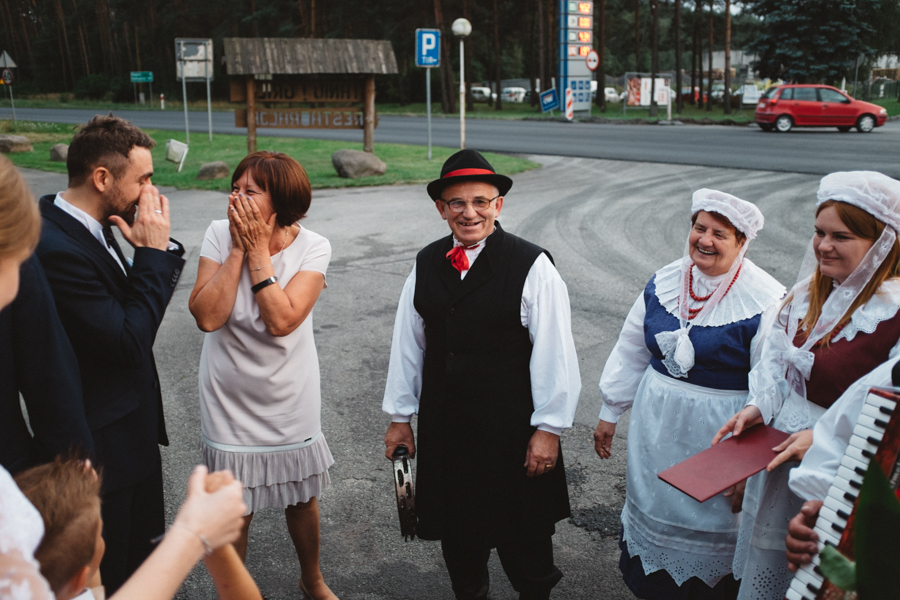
[382,242,581,436]
[790,355,900,501]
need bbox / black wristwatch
[251,276,278,294]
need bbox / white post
[426,67,432,160]
[667,87,672,120]
[459,37,466,150]
[7,84,14,126]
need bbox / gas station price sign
[566,30,591,43]
[567,1,592,13]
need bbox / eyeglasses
[440,195,500,213]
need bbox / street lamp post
[452,18,472,149]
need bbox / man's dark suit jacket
[36,195,185,492]
[0,255,94,475]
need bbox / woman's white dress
[600,259,784,588]
[734,279,900,600]
[0,466,52,600]
[198,220,334,513]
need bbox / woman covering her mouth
[713,171,900,600]
[593,190,785,599]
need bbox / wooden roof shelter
[223,38,398,76]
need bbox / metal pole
[8,85,14,126]
[426,67,432,161]
[182,76,190,145]
[854,56,861,99]
[150,81,153,109]
[207,77,213,142]
[133,82,137,106]
[459,37,466,150]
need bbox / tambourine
[391,444,417,541]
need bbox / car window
[793,87,818,101]
[819,88,850,103]
[778,88,792,100]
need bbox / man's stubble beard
[102,181,136,226]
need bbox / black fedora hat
[426,149,513,200]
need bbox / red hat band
[443,168,496,179]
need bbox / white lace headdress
[655,189,765,378]
[774,171,900,430]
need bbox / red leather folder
[657,424,791,502]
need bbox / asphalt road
[3,106,899,178]
[21,157,815,600]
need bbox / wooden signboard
[230,78,364,104]
[234,108,376,129]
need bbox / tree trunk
[695,0,703,108]
[54,0,74,86]
[493,0,503,110]
[547,0,555,91]
[723,0,732,114]
[537,0,546,92]
[529,0,537,106]
[675,0,683,113]
[649,0,658,117]
[596,0,606,111]
[433,0,455,114]
[634,0,641,71]
[706,0,713,112]
[310,0,316,37]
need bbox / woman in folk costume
[713,171,900,600]
[593,190,785,599]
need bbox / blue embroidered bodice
[643,275,762,390]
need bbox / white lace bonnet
[655,189,764,379]
[692,188,765,241]
[777,171,900,425]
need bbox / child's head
[15,458,104,600]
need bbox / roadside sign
[0,69,12,85]
[539,88,559,113]
[585,49,599,72]
[0,51,16,68]
[741,84,760,105]
[565,88,574,121]
[130,71,153,83]
[415,29,440,68]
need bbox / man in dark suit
[0,254,94,475]
[36,115,185,594]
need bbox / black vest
[412,223,571,544]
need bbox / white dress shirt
[382,241,581,436]
[53,193,127,273]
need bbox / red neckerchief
[445,242,482,273]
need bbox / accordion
[784,381,900,600]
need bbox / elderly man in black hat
[383,150,581,600]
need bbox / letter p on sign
[416,28,441,68]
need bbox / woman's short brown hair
[0,155,40,259]
[231,151,312,227]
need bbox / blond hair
[0,155,40,258]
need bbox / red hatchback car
[755,84,887,133]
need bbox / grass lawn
[0,120,538,191]
[871,97,900,117]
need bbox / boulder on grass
[197,161,230,180]
[0,135,32,153]
[50,143,68,162]
[331,149,386,179]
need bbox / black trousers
[440,535,563,600]
[99,468,165,595]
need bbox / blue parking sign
[539,89,559,113]
[416,29,441,68]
